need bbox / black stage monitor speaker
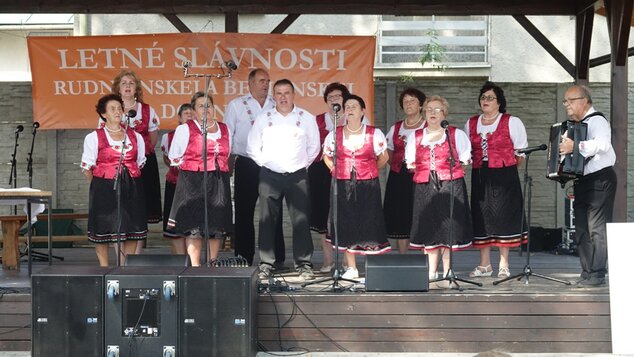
[125,254,190,267]
[365,254,429,292]
[178,266,258,357]
[32,265,112,357]
[104,266,186,357]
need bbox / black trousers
[233,156,285,265]
[258,167,313,268]
[573,167,617,279]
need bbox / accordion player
[546,120,588,185]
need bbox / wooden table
[0,190,52,274]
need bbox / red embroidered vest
[334,126,379,180]
[313,113,329,163]
[180,120,230,172]
[469,113,517,169]
[412,126,464,183]
[389,121,406,173]
[92,128,141,179]
[132,103,154,155]
[165,130,179,184]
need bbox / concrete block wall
[1,81,632,230]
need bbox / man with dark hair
[247,79,320,281]
[225,68,286,268]
[559,84,616,286]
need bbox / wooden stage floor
[0,245,611,354]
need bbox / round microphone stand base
[493,152,571,286]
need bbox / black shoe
[578,276,605,286]
[273,261,290,273]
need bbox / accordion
[546,120,587,185]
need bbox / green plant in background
[420,29,447,71]
[400,73,414,83]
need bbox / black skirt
[163,180,181,238]
[383,165,414,239]
[308,160,331,234]
[328,178,390,254]
[410,172,473,251]
[142,152,163,223]
[470,164,528,248]
[87,168,148,243]
[168,170,233,238]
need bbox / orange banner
[27,33,376,130]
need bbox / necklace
[482,112,499,121]
[404,115,423,128]
[104,125,122,133]
[346,123,363,134]
[427,127,443,133]
[124,100,137,109]
[200,120,217,129]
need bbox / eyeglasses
[561,97,585,105]
[424,108,443,114]
[480,95,497,102]
[327,94,342,101]
[120,81,136,86]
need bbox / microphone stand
[430,123,481,290]
[9,126,22,215]
[21,123,62,262]
[184,60,235,266]
[494,149,570,286]
[303,106,359,290]
[113,116,130,267]
[26,125,36,188]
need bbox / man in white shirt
[559,85,616,287]
[247,79,320,281]
[224,68,286,268]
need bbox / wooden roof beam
[163,13,192,33]
[575,7,594,82]
[513,15,575,78]
[271,14,300,34]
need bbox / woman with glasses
[405,95,472,280]
[160,103,194,255]
[464,81,528,279]
[310,82,351,273]
[167,92,233,267]
[383,87,426,254]
[322,95,391,280]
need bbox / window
[378,15,488,66]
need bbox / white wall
[490,15,634,82]
[1,14,632,82]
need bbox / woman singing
[405,95,473,280]
[81,94,147,266]
[383,87,426,253]
[168,92,233,266]
[161,103,194,254]
[310,82,351,273]
[464,81,528,278]
[323,95,391,280]
[108,70,163,226]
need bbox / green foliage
[419,29,447,71]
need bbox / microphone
[32,122,40,134]
[517,144,547,154]
[15,125,24,133]
[332,103,341,113]
[440,120,449,129]
[123,110,137,125]
[182,60,192,76]
[224,60,238,71]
